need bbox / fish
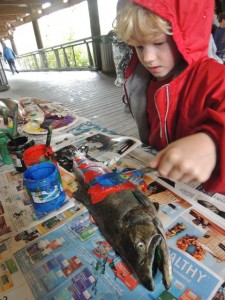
[73,154,172,291]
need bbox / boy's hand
[149,133,217,184]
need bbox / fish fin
[73,161,85,186]
[72,160,89,191]
[72,158,93,207]
[132,189,157,210]
[153,202,160,211]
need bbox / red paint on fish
[75,156,136,204]
[88,181,136,204]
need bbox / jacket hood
[126,0,214,64]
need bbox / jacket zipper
[154,84,170,144]
[165,85,170,144]
[154,93,162,139]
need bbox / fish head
[117,205,172,291]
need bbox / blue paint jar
[23,162,66,213]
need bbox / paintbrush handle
[2,108,9,126]
[46,126,53,148]
[5,131,15,143]
[13,103,18,136]
[2,108,8,125]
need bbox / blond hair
[114,2,172,45]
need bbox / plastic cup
[7,136,35,172]
[22,144,55,168]
[0,128,14,165]
[23,162,66,213]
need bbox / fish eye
[136,241,146,252]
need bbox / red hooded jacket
[123,0,225,194]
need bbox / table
[0,98,225,300]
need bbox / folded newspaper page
[0,109,225,299]
[1,150,225,299]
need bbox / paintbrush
[2,108,8,126]
[46,126,53,148]
[12,103,18,136]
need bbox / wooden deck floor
[1,70,139,139]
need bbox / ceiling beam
[0,6,32,15]
[0,16,18,22]
[0,0,45,4]
[0,0,87,40]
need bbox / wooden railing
[4,35,115,73]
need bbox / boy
[115,0,225,194]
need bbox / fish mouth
[141,234,172,291]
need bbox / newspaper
[1,147,225,299]
[0,167,77,242]
[116,148,225,230]
[54,131,142,173]
[175,181,225,225]
[0,116,141,242]
[0,170,224,299]
[0,109,225,299]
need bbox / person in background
[209,2,223,64]
[108,30,132,87]
[213,12,225,60]
[2,43,19,74]
[115,0,225,195]
[208,33,224,63]
[215,0,223,24]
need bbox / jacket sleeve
[196,109,225,194]
[191,79,225,194]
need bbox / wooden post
[87,0,102,70]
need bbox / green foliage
[46,51,57,68]
[21,43,92,70]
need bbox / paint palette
[23,116,78,134]
[20,98,79,134]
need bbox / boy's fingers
[155,151,176,177]
[179,174,198,184]
[149,150,163,169]
[149,158,158,168]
